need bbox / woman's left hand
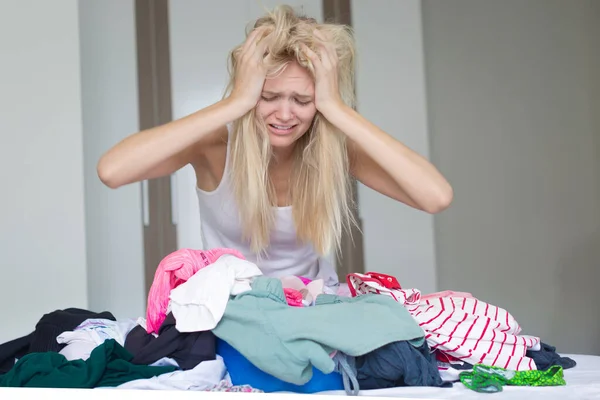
[302,30,344,115]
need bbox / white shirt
[195,126,339,287]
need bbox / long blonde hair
[223,5,357,257]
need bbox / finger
[313,29,327,41]
[241,27,268,54]
[313,30,337,67]
[254,31,272,59]
[316,43,334,70]
[301,44,321,69]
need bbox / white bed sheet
[318,353,600,399]
[0,354,599,400]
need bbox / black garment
[434,350,473,371]
[356,340,452,390]
[0,334,32,375]
[0,308,116,374]
[124,312,216,370]
[526,342,576,371]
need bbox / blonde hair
[223,5,357,257]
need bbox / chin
[268,131,299,148]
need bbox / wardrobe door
[323,0,366,278]
[135,0,178,295]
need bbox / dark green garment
[0,339,176,388]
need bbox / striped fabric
[347,273,540,371]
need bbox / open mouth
[268,124,297,135]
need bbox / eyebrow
[262,91,313,101]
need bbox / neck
[271,144,296,166]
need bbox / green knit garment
[459,364,566,393]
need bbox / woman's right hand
[229,27,272,112]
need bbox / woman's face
[257,61,317,149]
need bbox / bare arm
[303,31,453,214]
[334,104,453,214]
[97,97,246,189]
[98,27,274,189]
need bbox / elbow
[423,185,454,214]
[96,158,121,189]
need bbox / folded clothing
[212,276,425,385]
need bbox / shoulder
[191,124,229,166]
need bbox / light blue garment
[212,276,424,385]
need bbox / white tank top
[195,126,339,287]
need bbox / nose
[275,100,293,121]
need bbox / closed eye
[295,98,312,106]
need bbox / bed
[1,353,599,400]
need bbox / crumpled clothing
[526,342,576,371]
[280,276,325,305]
[117,356,226,391]
[145,248,245,334]
[347,273,540,371]
[57,318,137,361]
[459,364,566,393]
[356,340,450,390]
[0,339,175,388]
[421,290,474,300]
[207,379,263,392]
[298,276,313,285]
[170,255,262,332]
[284,288,304,307]
[333,352,359,396]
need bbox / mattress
[1,353,599,399]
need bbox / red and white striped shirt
[347,273,541,371]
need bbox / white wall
[351,0,438,293]
[0,0,88,342]
[169,0,336,266]
[79,0,146,319]
[423,0,600,355]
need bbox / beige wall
[423,0,600,354]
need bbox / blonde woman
[97,6,453,288]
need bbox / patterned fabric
[207,379,264,393]
[459,364,566,393]
[347,273,540,371]
[347,273,403,300]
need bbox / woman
[97,5,453,288]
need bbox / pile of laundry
[0,248,577,395]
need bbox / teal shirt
[212,276,425,385]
